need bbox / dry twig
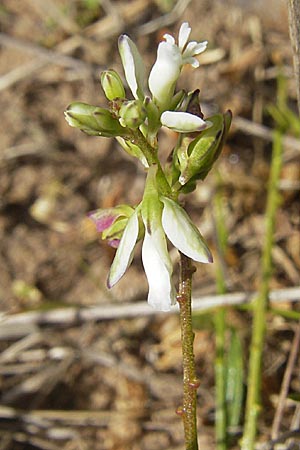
[0,287,299,339]
[233,116,300,162]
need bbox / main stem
[178,253,199,450]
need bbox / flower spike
[65,21,231,314]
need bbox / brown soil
[0,1,299,449]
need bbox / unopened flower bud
[100,70,126,100]
[64,102,126,137]
[119,100,146,129]
[179,111,232,185]
[118,35,145,100]
[161,111,207,133]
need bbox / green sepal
[116,137,149,167]
[144,96,160,139]
[169,89,186,111]
[141,165,163,234]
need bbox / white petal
[193,40,208,54]
[142,230,176,311]
[183,56,200,68]
[163,33,175,45]
[108,211,139,288]
[178,22,191,50]
[161,111,207,133]
[148,42,182,108]
[183,40,208,58]
[118,35,145,100]
[161,197,213,263]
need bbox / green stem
[213,184,228,450]
[177,253,199,450]
[241,129,283,449]
[215,307,227,450]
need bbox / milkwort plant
[65,22,231,450]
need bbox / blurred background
[0,0,299,449]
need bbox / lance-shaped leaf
[161,196,213,263]
[107,210,139,288]
[179,111,232,185]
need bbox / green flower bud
[64,102,127,137]
[100,70,126,100]
[119,100,146,129]
[178,111,232,185]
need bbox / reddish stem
[177,252,199,450]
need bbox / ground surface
[0,1,300,449]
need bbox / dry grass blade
[0,33,94,74]
[233,116,300,162]
[0,405,145,426]
[271,320,300,439]
[0,287,299,339]
[138,0,192,35]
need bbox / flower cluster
[89,166,212,310]
[65,22,231,310]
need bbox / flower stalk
[177,253,199,450]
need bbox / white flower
[178,22,208,68]
[161,111,208,133]
[148,41,182,110]
[106,196,212,310]
[107,201,176,311]
[106,167,212,311]
[149,22,207,109]
[118,35,145,100]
